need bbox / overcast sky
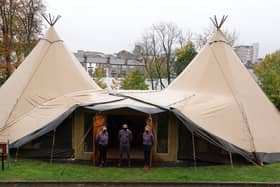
[45,0,280,57]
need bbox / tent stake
[229,151,233,168]
[191,132,197,169]
[50,129,56,164]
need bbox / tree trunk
[150,78,154,90]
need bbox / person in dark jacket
[118,124,133,167]
[143,126,154,169]
[96,126,109,167]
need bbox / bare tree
[134,30,164,89]
[224,29,238,47]
[153,23,182,84]
[134,43,153,89]
[134,22,185,89]
[150,30,166,89]
[195,24,239,49]
[178,30,193,48]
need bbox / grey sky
[45,0,280,57]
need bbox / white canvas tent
[117,17,280,164]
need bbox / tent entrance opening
[106,114,146,160]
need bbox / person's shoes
[143,165,148,170]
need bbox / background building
[234,43,259,68]
[74,50,145,78]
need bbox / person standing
[143,126,154,169]
[118,124,133,167]
[96,126,109,167]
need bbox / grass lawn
[0,159,280,182]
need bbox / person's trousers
[144,145,152,166]
[119,144,130,165]
[98,144,107,165]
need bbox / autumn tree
[121,69,148,90]
[0,0,45,80]
[0,0,18,76]
[16,0,45,56]
[174,41,197,76]
[254,51,280,110]
[94,65,107,89]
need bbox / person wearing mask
[118,124,133,167]
[96,126,109,167]
[143,126,154,169]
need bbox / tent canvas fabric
[117,30,280,164]
[0,26,162,148]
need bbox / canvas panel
[1,90,121,146]
[0,39,50,129]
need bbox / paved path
[1,181,280,187]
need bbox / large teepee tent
[118,16,280,164]
[0,17,120,147]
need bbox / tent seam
[209,44,257,154]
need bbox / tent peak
[209,15,228,30]
[42,13,61,26]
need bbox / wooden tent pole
[92,113,106,166]
[209,15,228,30]
[42,13,61,26]
[15,147,19,163]
[48,14,53,25]
[50,129,56,164]
[148,115,153,168]
[229,151,233,168]
[191,132,197,169]
[92,115,96,166]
